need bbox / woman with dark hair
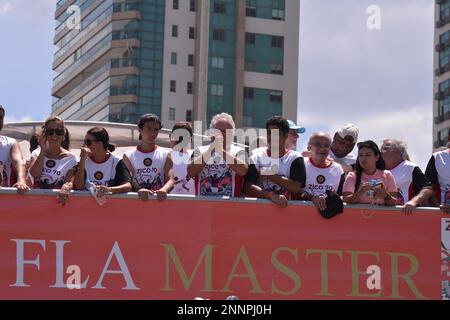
[73,127,132,197]
[342,140,397,206]
[29,116,77,205]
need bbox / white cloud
[298,105,432,171]
[0,1,12,15]
[5,115,34,123]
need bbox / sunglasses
[45,128,65,136]
[84,139,97,146]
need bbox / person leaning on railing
[0,105,29,195]
[380,138,433,214]
[425,130,450,215]
[122,114,174,202]
[28,116,77,206]
[342,140,397,206]
[73,127,132,198]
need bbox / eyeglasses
[84,139,97,146]
[310,142,331,149]
[45,128,65,136]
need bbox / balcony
[52,36,140,97]
[53,4,141,68]
[52,58,139,113]
[434,111,450,124]
[436,16,450,28]
[434,139,448,149]
[435,63,450,76]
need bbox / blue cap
[287,120,305,134]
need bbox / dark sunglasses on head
[45,128,65,136]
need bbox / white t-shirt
[427,150,450,205]
[247,149,305,199]
[193,144,246,197]
[124,146,170,191]
[0,135,16,187]
[84,154,122,187]
[329,150,357,166]
[304,157,344,197]
[35,154,78,189]
[171,150,195,195]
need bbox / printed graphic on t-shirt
[445,185,450,206]
[174,175,194,193]
[258,175,287,196]
[199,164,232,196]
[396,188,405,206]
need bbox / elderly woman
[29,116,77,205]
[73,127,132,197]
[342,140,397,206]
[381,139,433,214]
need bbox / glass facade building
[52,0,300,129]
[434,0,450,149]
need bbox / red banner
[0,191,445,300]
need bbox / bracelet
[384,194,391,201]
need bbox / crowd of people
[0,104,449,216]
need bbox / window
[244,87,254,99]
[214,1,226,13]
[171,52,177,65]
[211,84,224,96]
[270,63,284,75]
[170,80,176,92]
[246,6,256,17]
[269,91,283,102]
[169,108,176,121]
[172,25,178,37]
[245,33,256,45]
[190,0,196,12]
[173,0,179,10]
[212,29,226,41]
[243,115,253,127]
[245,60,256,72]
[188,54,194,67]
[271,36,284,48]
[187,82,193,94]
[186,109,192,122]
[272,9,284,20]
[189,27,195,39]
[211,56,225,69]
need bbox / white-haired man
[381,138,433,214]
[187,113,248,197]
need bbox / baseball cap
[337,124,359,142]
[319,190,344,219]
[287,120,305,134]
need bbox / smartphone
[373,182,384,190]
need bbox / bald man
[299,132,345,212]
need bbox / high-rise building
[51,0,300,129]
[434,0,450,149]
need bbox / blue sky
[0,0,435,169]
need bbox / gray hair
[210,112,236,130]
[382,138,410,161]
[309,132,332,144]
